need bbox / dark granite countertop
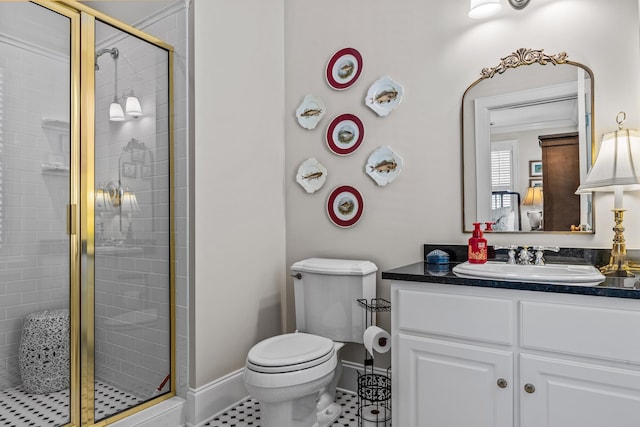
[381,245,640,300]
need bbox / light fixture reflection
[95,187,114,245]
[120,190,140,244]
[522,186,543,205]
[120,190,139,214]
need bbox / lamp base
[599,261,636,277]
[600,209,637,277]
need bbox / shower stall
[0,1,175,426]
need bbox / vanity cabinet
[391,281,640,427]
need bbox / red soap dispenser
[468,222,488,264]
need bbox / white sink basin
[452,261,605,286]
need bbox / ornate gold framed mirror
[461,48,596,234]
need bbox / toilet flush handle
[291,273,302,280]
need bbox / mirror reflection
[462,48,595,233]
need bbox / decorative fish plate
[296,158,327,194]
[326,113,365,156]
[365,146,403,186]
[295,94,326,130]
[327,185,364,228]
[365,76,404,117]
[326,47,363,90]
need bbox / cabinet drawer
[521,301,640,363]
[397,289,513,345]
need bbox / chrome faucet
[494,245,518,264]
[518,246,533,265]
[494,245,559,265]
[532,246,560,265]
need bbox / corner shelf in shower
[41,118,70,176]
[41,164,69,175]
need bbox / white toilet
[243,258,377,427]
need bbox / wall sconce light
[522,186,544,231]
[96,47,142,121]
[125,90,142,118]
[468,0,502,19]
[576,112,640,276]
[109,97,125,122]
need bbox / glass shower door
[0,2,73,426]
[91,17,173,423]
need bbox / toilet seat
[246,333,334,374]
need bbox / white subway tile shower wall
[0,0,189,402]
[0,26,70,389]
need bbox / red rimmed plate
[327,185,364,228]
[326,47,363,90]
[326,113,365,156]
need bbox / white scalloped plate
[296,158,327,194]
[365,146,403,186]
[365,76,404,117]
[295,94,326,130]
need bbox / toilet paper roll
[363,326,391,357]
[360,405,391,427]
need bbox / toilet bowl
[243,258,377,427]
[243,333,345,427]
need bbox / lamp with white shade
[522,186,544,231]
[576,112,640,276]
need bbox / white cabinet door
[521,354,640,427]
[397,334,513,427]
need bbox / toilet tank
[291,258,377,343]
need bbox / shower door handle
[67,204,77,236]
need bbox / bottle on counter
[468,222,488,264]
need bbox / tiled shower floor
[0,381,142,427]
[205,389,368,427]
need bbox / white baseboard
[110,396,187,427]
[185,368,248,427]
[185,360,389,426]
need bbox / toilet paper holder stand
[356,298,391,427]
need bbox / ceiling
[489,97,579,135]
[78,1,176,27]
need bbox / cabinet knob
[524,383,536,394]
[496,378,508,389]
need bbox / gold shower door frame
[32,2,176,426]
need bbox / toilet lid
[247,333,335,374]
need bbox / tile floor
[0,384,390,427]
[0,381,142,427]
[204,389,390,427]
